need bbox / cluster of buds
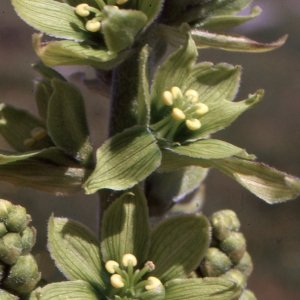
[75,0,128,33]
[151,86,209,141]
[105,253,163,298]
[0,199,40,297]
[23,127,48,148]
[199,210,256,300]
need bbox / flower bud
[221,269,246,289]
[0,199,13,221]
[0,233,22,265]
[234,251,253,278]
[220,232,246,264]
[239,289,257,300]
[0,289,19,299]
[5,205,29,232]
[200,247,232,277]
[0,222,7,237]
[21,226,36,255]
[0,261,5,281]
[3,254,41,294]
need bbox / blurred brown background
[1,1,300,299]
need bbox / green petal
[47,79,93,167]
[29,281,99,300]
[0,104,54,152]
[145,166,208,215]
[48,216,107,295]
[151,25,197,121]
[101,185,151,266]
[180,89,264,142]
[198,6,262,31]
[12,0,88,41]
[138,0,163,26]
[102,6,147,53]
[33,34,128,70]
[149,214,210,282]
[167,139,255,160]
[83,126,161,193]
[165,278,241,300]
[137,45,151,126]
[0,148,88,195]
[210,157,300,203]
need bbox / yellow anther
[85,20,101,32]
[105,260,119,274]
[172,108,185,121]
[162,91,173,106]
[122,254,137,267]
[195,103,209,116]
[186,119,201,130]
[110,274,124,288]
[75,3,90,17]
[185,89,199,103]
[23,138,36,147]
[116,0,128,4]
[145,277,162,290]
[171,86,183,99]
[30,127,47,140]
[145,261,155,271]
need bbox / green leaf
[137,45,151,126]
[179,89,264,142]
[0,148,88,195]
[47,79,93,166]
[102,6,147,53]
[165,277,241,300]
[32,61,67,82]
[30,281,99,300]
[145,166,208,215]
[151,25,197,121]
[138,0,163,26]
[34,79,52,121]
[210,158,300,203]
[12,0,88,41]
[0,104,54,152]
[168,139,255,160]
[198,6,262,31]
[149,214,210,282]
[33,34,128,70]
[48,216,107,295]
[83,126,161,193]
[101,185,151,266]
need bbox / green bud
[0,233,22,265]
[200,247,232,277]
[3,254,41,294]
[234,251,253,278]
[239,289,257,300]
[221,269,246,289]
[0,289,19,300]
[5,205,29,233]
[21,227,36,255]
[220,232,246,264]
[0,222,7,237]
[0,262,5,281]
[0,200,13,221]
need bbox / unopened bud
[0,233,22,265]
[234,251,253,278]
[0,199,13,221]
[5,205,29,232]
[21,227,36,255]
[0,222,7,237]
[221,269,246,289]
[239,289,257,300]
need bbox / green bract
[12,0,163,69]
[29,184,244,299]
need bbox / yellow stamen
[185,89,199,103]
[122,254,137,267]
[172,108,185,121]
[30,127,47,140]
[186,119,201,130]
[110,274,124,288]
[105,260,119,274]
[145,277,162,290]
[23,138,36,147]
[171,86,182,99]
[75,3,90,17]
[195,103,209,116]
[85,20,101,32]
[162,91,173,106]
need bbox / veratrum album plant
[0,0,299,299]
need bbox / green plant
[1,0,299,299]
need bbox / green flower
[28,185,244,299]
[11,0,163,69]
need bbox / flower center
[105,254,161,299]
[75,1,129,33]
[151,86,209,141]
